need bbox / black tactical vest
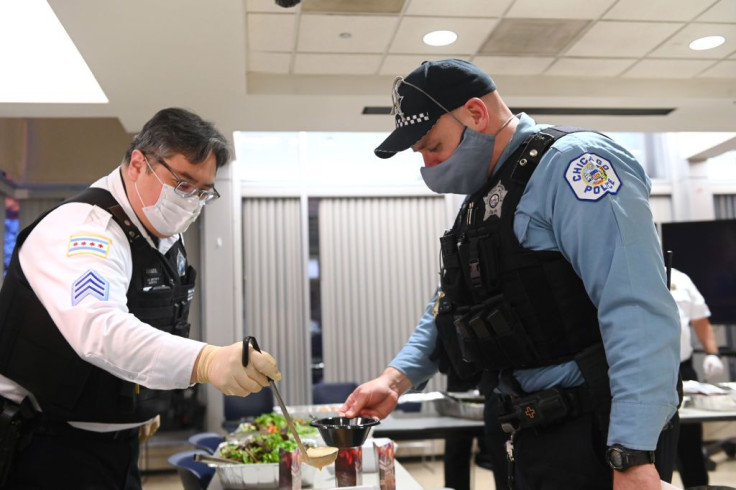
[433,127,602,375]
[0,187,196,423]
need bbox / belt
[498,384,609,433]
[34,420,139,441]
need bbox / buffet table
[679,406,736,424]
[373,411,484,441]
[207,458,422,490]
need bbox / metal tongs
[243,336,338,469]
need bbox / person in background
[670,267,725,488]
[340,59,681,490]
[0,108,281,489]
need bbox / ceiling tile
[698,60,736,78]
[621,59,715,78]
[404,0,512,17]
[565,21,683,57]
[293,53,382,74]
[246,0,302,13]
[473,56,555,75]
[301,0,406,14]
[506,0,615,19]
[389,17,498,55]
[247,13,298,51]
[248,52,291,74]
[545,58,636,77]
[697,0,736,22]
[297,15,399,53]
[648,23,736,59]
[379,54,469,75]
[480,19,589,56]
[604,0,717,22]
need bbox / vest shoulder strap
[509,126,591,185]
[66,187,148,249]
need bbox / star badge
[483,182,508,221]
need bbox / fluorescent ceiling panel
[0,0,107,103]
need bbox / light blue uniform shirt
[389,114,680,450]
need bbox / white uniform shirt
[670,268,711,361]
[0,167,206,429]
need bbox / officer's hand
[339,368,410,419]
[612,464,660,490]
[194,342,282,396]
[703,354,724,378]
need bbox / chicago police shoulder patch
[71,269,110,306]
[564,152,622,201]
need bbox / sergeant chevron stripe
[71,269,110,306]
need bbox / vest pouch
[173,321,191,338]
[433,302,480,381]
[475,232,501,292]
[440,232,473,305]
[129,287,177,333]
[454,294,540,370]
[456,231,499,302]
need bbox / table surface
[370,404,736,435]
[208,458,422,490]
[679,406,736,423]
[372,412,484,441]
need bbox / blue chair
[167,449,215,490]
[188,432,225,454]
[312,381,358,405]
[222,386,274,432]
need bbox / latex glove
[195,342,281,396]
[703,354,724,378]
[138,415,161,445]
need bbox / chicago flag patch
[564,153,621,201]
[67,234,111,258]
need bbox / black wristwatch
[605,444,655,471]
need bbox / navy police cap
[374,59,497,159]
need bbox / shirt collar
[490,113,549,178]
[100,166,180,254]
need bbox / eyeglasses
[143,153,220,204]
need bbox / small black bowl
[310,416,380,448]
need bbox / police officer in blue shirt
[340,59,681,490]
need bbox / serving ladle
[243,337,338,470]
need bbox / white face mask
[135,181,203,237]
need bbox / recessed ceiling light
[423,30,457,47]
[0,0,108,103]
[689,35,726,51]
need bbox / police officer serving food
[340,59,681,490]
[0,108,281,489]
[670,267,724,488]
